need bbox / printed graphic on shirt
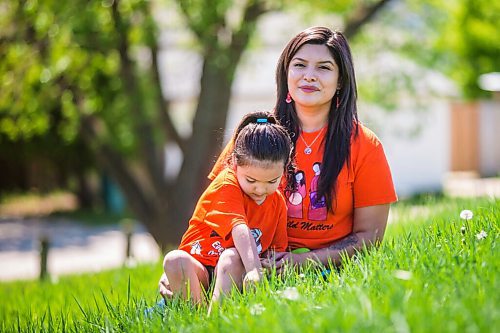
[308,162,327,221]
[287,220,334,231]
[207,240,225,257]
[250,228,263,254]
[287,170,306,219]
[190,241,202,255]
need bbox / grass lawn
[0,196,498,332]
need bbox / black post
[121,219,134,265]
[39,235,49,281]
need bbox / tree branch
[110,0,166,191]
[150,36,187,154]
[176,1,205,41]
[79,114,154,220]
[343,0,393,39]
[232,0,268,51]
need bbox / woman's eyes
[246,179,256,184]
[292,63,332,70]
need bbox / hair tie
[256,118,268,123]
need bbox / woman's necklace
[300,127,325,155]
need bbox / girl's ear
[231,155,237,170]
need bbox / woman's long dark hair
[274,27,359,212]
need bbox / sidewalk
[443,172,500,198]
[0,218,160,282]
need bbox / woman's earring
[286,92,292,104]
[336,89,340,108]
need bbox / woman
[159,26,397,297]
[262,26,397,270]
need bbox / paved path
[0,218,160,282]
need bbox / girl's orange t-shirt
[209,122,397,250]
[179,168,288,267]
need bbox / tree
[431,0,500,99]
[361,0,500,99]
[0,0,392,250]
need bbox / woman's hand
[158,272,173,299]
[261,251,307,273]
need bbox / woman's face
[287,44,339,112]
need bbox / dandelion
[125,258,138,268]
[459,210,473,221]
[278,287,300,300]
[298,273,306,279]
[476,230,487,240]
[393,269,412,281]
[249,303,266,315]
[50,275,59,284]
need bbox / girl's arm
[231,223,262,285]
[267,204,390,269]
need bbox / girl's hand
[158,273,173,299]
[243,268,262,291]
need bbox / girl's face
[287,44,339,112]
[235,161,284,205]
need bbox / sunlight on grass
[0,196,498,332]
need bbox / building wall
[479,101,500,177]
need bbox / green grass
[1,196,498,332]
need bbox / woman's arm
[232,223,263,285]
[269,204,390,269]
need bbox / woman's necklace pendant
[300,127,325,156]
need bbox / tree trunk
[162,58,234,247]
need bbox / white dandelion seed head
[278,287,300,300]
[460,210,473,220]
[298,273,306,279]
[125,258,138,268]
[393,269,413,281]
[476,230,487,240]
[249,303,266,315]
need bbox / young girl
[161,111,292,305]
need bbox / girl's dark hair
[274,27,359,212]
[232,111,292,170]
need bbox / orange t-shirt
[179,168,288,267]
[209,122,397,250]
